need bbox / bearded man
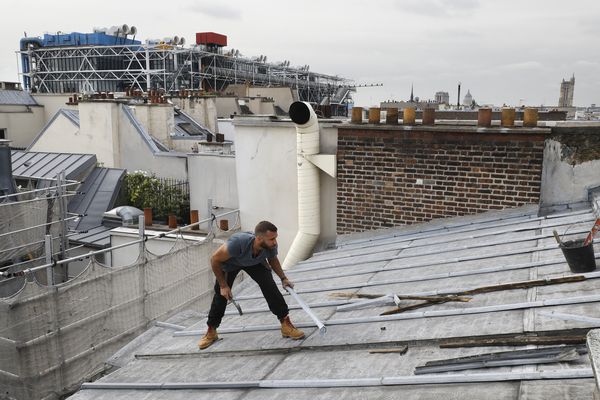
[198,220,304,350]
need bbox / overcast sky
[1,0,598,107]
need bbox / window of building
[0,129,6,139]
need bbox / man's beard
[261,242,274,250]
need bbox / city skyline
[0,0,598,108]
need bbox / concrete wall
[171,97,219,133]
[171,137,198,153]
[131,104,174,149]
[540,127,600,211]
[188,153,238,224]
[118,107,188,179]
[248,87,296,112]
[247,98,274,115]
[79,101,119,167]
[217,119,236,142]
[0,105,45,148]
[233,119,338,260]
[29,112,80,152]
[215,97,241,118]
[32,94,76,123]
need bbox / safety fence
[0,223,227,400]
[0,181,72,275]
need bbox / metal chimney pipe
[0,140,17,200]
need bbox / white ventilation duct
[107,25,129,36]
[282,102,323,269]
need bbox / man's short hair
[255,221,277,236]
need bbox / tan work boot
[280,315,305,339]
[198,326,218,350]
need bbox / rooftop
[72,204,600,399]
[11,150,96,181]
[0,89,38,106]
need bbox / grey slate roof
[67,166,126,231]
[0,90,38,106]
[11,150,96,181]
[61,109,80,125]
[69,225,112,249]
[71,205,600,399]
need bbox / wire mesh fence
[0,236,218,400]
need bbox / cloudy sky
[0,0,598,107]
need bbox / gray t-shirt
[222,232,278,272]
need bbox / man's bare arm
[268,256,294,288]
[211,244,233,299]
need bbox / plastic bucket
[560,239,596,273]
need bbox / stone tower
[558,74,575,107]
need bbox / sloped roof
[67,166,126,231]
[72,205,600,399]
[11,150,96,180]
[61,108,80,125]
[69,225,112,249]
[0,90,38,106]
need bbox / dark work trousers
[207,264,289,328]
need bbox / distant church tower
[462,89,473,107]
[558,74,575,107]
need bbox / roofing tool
[285,287,327,335]
[583,217,600,246]
[230,297,243,316]
[552,230,562,245]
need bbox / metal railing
[0,209,239,279]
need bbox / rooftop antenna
[457,81,461,107]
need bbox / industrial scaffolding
[18,43,354,107]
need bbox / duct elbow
[283,231,319,270]
[289,101,318,136]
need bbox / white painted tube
[283,101,321,269]
[286,287,327,335]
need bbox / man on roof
[198,220,305,350]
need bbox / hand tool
[230,297,243,316]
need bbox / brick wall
[337,126,548,234]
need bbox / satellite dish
[129,26,137,35]
[179,37,186,46]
